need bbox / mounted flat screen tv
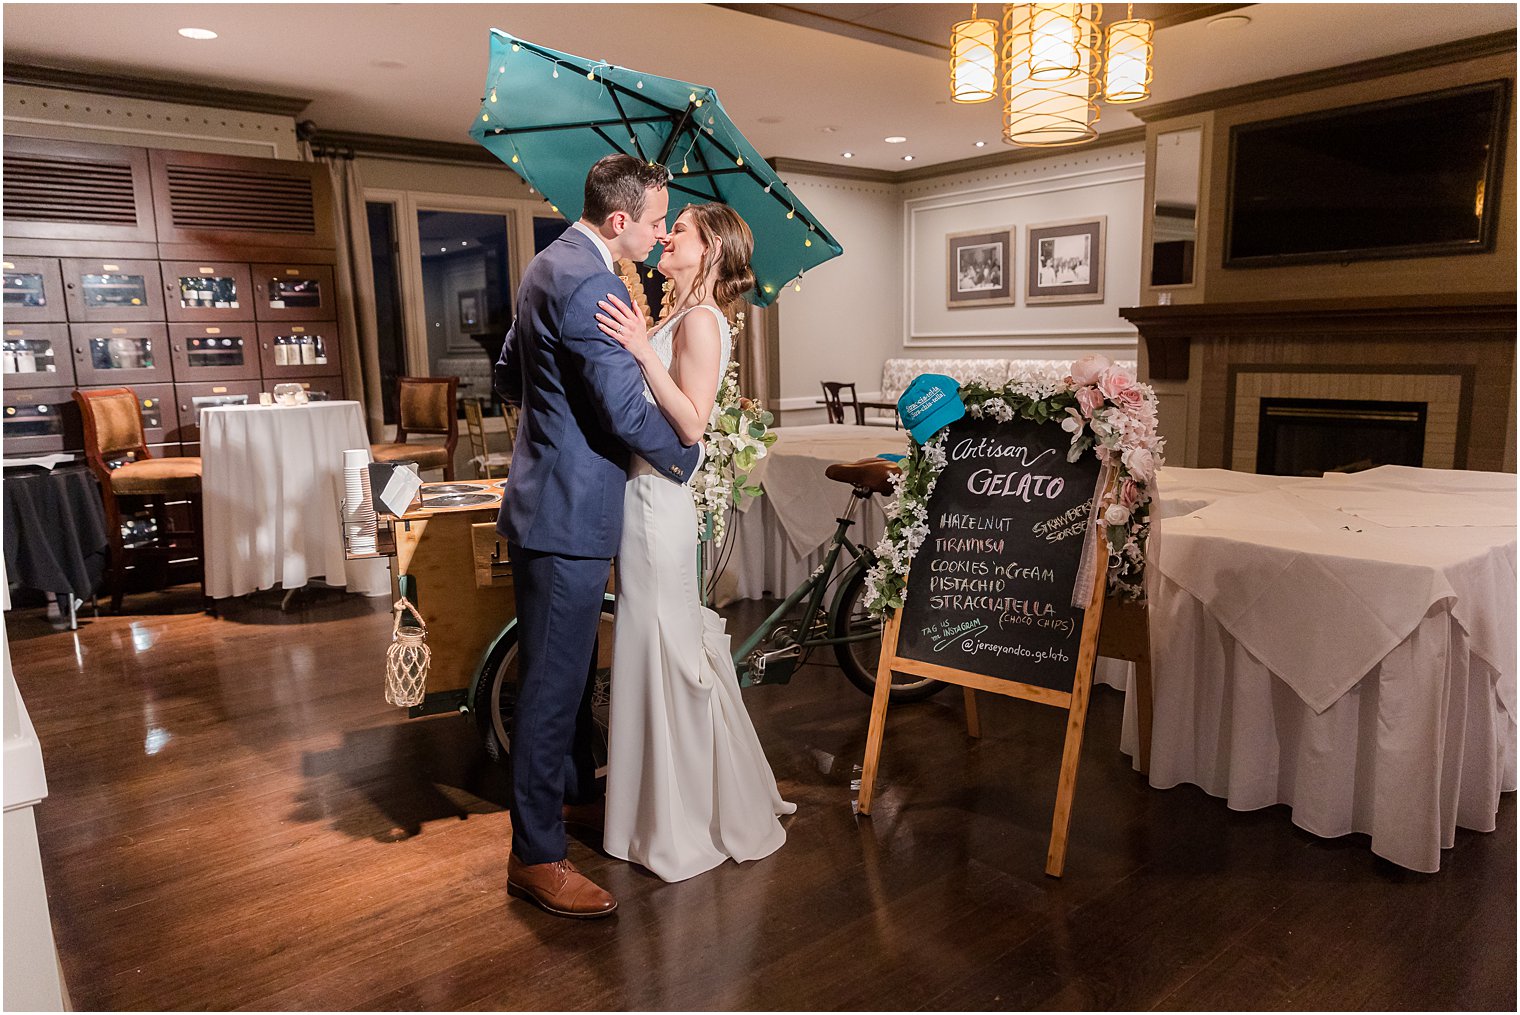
[1225,81,1509,267]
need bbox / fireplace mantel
[1120,293,1517,381]
[1120,293,1516,472]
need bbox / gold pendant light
[1002,3,1100,147]
[951,4,1000,103]
[1103,4,1154,103]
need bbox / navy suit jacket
[494,227,701,558]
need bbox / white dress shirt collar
[571,221,615,273]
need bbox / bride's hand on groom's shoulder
[596,294,653,364]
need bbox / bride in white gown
[593,202,796,883]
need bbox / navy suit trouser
[506,544,608,865]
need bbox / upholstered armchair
[73,387,204,612]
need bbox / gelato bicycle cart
[345,459,942,766]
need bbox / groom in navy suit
[494,154,699,918]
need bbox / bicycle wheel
[831,564,947,703]
[471,603,616,767]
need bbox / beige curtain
[737,303,779,408]
[301,143,386,439]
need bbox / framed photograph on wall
[1026,217,1106,305]
[458,289,483,329]
[946,227,1016,308]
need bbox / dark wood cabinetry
[161,260,255,322]
[68,322,173,386]
[3,322,74,389]
[2,136,344,457]
[60,256,166,322]
[3,255,66,322]
[251,263,337,321]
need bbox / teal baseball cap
[897,373,965,445]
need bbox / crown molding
[299,125,501,165]
[765,157,897,183]
[2,61,311,117]
[1130,30,1517,123]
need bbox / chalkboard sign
[896,416,1102,693]
[856,412,1112,878]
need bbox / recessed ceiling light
[884,136,907,144]
[974,140,987,148]
[1208,14,1251,29]
[902,154,914,162]
[178,27,217,40]
[841,151,854,159]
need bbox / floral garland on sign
[692,314,777,544]
[863,354,1165,618]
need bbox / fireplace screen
[1256,398,1426,476]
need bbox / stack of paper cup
[342,448,377,554]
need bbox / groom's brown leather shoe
[508,856,617,919]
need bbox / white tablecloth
[728,425,907,600]
[201,401,390,599]
[1126,465,1516,871]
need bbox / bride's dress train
[602,305,796,883]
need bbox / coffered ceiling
[3,3,1514,172]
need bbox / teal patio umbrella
[469,29,842,307]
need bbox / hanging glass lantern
[384,598,430,708]
[951,6,999,104]
[1103,6,1154,103]
[1003,3,1100,147]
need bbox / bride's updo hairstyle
[683,202,756,313]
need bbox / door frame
[368,189,547,376]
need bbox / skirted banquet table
[1123,465,1516,872]
[727,424,908,600]
[200,401,390,600]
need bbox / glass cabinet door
[62,258,165,322]
[162,261,254,323]
[2,257,65,323]
[70,323,171,386]
[2,389,82,454]
[257,322,341,379]
[170,380,263,443]
[168,324,258,382]
[2,323,74,390]
[252,263,336,321]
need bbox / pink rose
[1075,385,1104,419]
[1120,478,1142,509]
[1069,353,1112,387]
[1122,445,1156,484]
[1097,365,1135,402]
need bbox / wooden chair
[370,376,459,480]
[73,387,205,612]
[462,397,515,480]
[820,381,865,425]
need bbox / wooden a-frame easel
[855,546,1109,878]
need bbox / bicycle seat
[825,457,901,496]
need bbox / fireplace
[1256,398,1427,476]
[1119,295,1515,474]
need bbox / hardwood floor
[8,588,1515,1011]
